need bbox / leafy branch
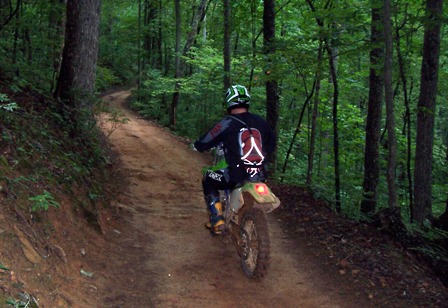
[29,191,60,212]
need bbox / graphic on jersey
[239,127,265,166]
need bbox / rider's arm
[193,117,232,152]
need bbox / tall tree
[137,0,142,90]
[413,0,443,223]
[360,0,384,216]
[306,0,341,212]
[327,42,341,213]
[0,0,21,32]
[263,0,279,168]
[248,0,258,89]
[170,0,208,129]
[306,39,324,186]
[395,9,414,219]
[155,0,163,70]
[282,80,316,176]
[54,0,100,136]
[48,0,66,94]
[170,0,181,129]
[383,0,398,208]
[223,0,231,89]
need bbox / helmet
[225,85,250,111]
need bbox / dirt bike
[213,145,281,279]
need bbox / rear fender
[230,182,280,214]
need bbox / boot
[205,201,225,235]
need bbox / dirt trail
[97,90,362,307]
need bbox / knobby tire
[240,207,270,279]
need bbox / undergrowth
[0,79,116,206]
[0,75,126,306]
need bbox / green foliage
[110,0,446,222]
[417,222,448,241]
[6,298,26,308]
[0,102,18,112]
[0,262,10,271]
[0,0,446,224]
[0,93,18,107]
[29,190,60,212]
[6,293,39,308]
[0,93,18,112]
[99,2,140,83]
[0,81,112,220]
[96,66,122,92]
[408,223,448,263]
[130,70,173,125]
[96,101,129,139]
[0,1,64,94]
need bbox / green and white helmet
[225,84,251,111]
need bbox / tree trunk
[360,0,384,216]
[327,44,341,213]
[306,40,323,186]
[157,0,163,69]
[413,0,443,223]
[170,0,181,129]
[282,81,316,176]
[263,0,279,169]
[53,0,101,136]
[12,5,20,77]
[384,0,398,208]
[48,0,66,94]
[395,14,414,221]
[137,0,142,90]
[223,0,231,89]
[144,0,159,70]
[305,0,341,212]
[248,0,257,90]
[170,0,208,129]
[0,0,21,32]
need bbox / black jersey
[194,112,276,184]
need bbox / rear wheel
[239,207,270,279]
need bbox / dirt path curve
[97,90,358,307]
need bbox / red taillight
[255,184,269,195]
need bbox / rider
[192,84,276,234]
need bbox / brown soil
[1,89,447,307]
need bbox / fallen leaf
[80,269,94,278]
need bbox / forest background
[0,0,447,231]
